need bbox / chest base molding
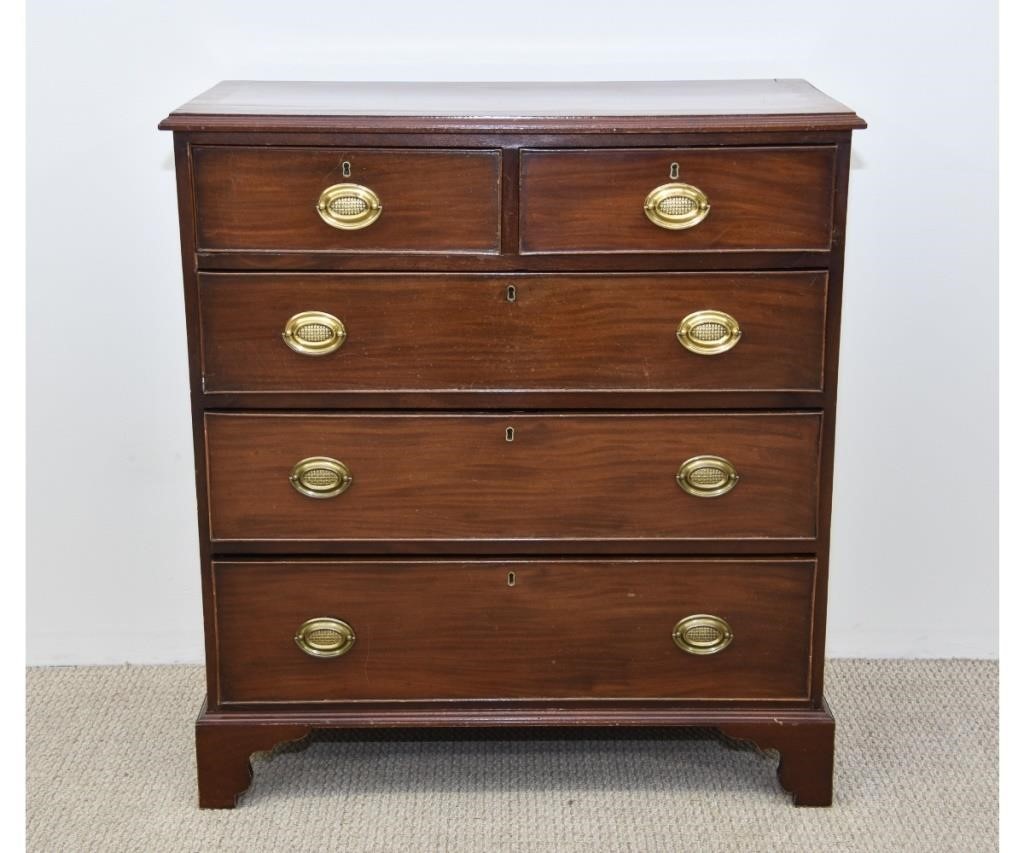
[195,697,835,808]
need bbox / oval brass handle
[282,311,347,356]
[677,310,741,356]
[676,455,739,498]
[289,457,353,499]
[643,182,710,230]
[672,614,733,655]
[316,182,382,230]
[295,617,356,658]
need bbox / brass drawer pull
[672,614,733,655]
[643,182,710,230]
[316,182,382,230]
[282,311,347,356]
[676,455,739,498]
[295,617,356,658]
[289,457,353,499]
[677,310,741,355]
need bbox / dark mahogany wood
[519,147,835,253]
[206,539,817,557]
[204,412,821,545]
[212,558,814,703]
[719,700,836,806]
[159,79,866,134]
[192,146,502,253]
[195,702,310,808]
[195,700,833,807]
[196,248,832,273]
[182,129,855,150]
[808,139,853,701]
[162,79,863,808]
[199,271,827,394]
[171,136,222,708]
[164,113,867,134]
[199,389,828,411]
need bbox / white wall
[26,0,998,663]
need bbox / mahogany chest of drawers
[160,80,865,808]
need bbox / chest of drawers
[160,80,864,808]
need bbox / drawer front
[199,272,827,393]
[205,413,820,543]
[213,559,814,702]
[193,147,502,253]
[520,147,835,253]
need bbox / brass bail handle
[295,617,356,658]
[316,183,382,230]
[676,455,740,498]
[672,614,733,655]
[282,311,347,356]
[676,310,741,356]
[644,182,710,230]
[289,457,353,499]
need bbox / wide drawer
[192,147,502,253]
[199,271,827,393]
[519,147,836,253]
[213,558,815,703]
[205,413,821,545]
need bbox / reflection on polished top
[161,79,865,128]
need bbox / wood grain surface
[167,79,859,118]
[193,147,502,253]
[198,271,827,394]
[204,412,821,544]
[520,147,836,253]
[159,79,866,134]
[212,558,815,703]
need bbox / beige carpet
[27,660,996,852]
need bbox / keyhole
[507,571,516,587]
[342,161,352,177]
[669,162,679,179]
[505,426,515,442]
[506,285,517,303]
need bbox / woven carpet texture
[27,659,997,852]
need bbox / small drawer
[198,271,827,394]
[205,412,821,546]
[213,558,815,703]
[519,147,836,254]
[192,147,502,253]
